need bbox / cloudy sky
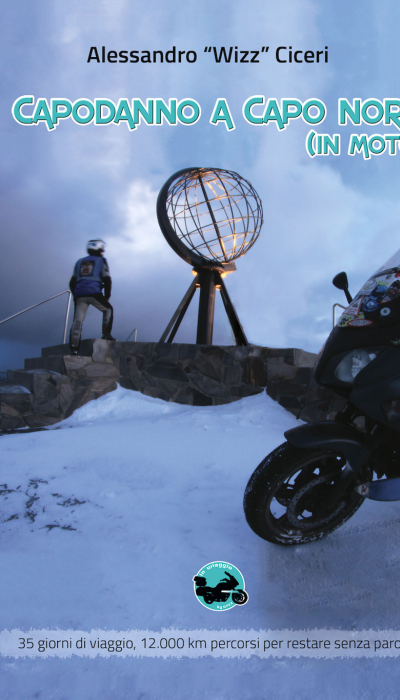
[2,0,400,371]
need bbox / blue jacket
[71,255,109,297]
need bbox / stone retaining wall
[0,340,345,431]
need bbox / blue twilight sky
[2,0,400,370]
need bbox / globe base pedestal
[160,269,248,346]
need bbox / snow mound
[57,384,299,431]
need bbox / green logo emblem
[193,561,248,611]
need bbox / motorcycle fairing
[337,247,400,329]
[284,422,370,472]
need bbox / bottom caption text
[3,629,400,659]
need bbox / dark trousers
[69,294,113,348]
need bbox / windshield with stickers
[337,248,400,328]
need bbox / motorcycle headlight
[334,348,381,384]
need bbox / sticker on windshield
[348,319,373,327]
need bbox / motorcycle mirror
[332,271,353,303]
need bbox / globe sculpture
[157,167,263,345]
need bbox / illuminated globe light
[158,168,263,267]
[157,167,263,345]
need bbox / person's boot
[69,339,79,355]
[101,334,116,341]
[69,327,81,355]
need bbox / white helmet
[87,239,106,255]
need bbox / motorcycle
[193,572,248,605]
[244,248,400,546]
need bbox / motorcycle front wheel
[243,441,368,546]
[232,590,248,605]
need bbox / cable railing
[0,289,348,349]
[0,291,139,347]
[126,328,138,342]
[0,290,73,344]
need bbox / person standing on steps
[69,239,115,354]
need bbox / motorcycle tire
[232,590,248,605]
[203,592,214,605]
[243,441,369,546]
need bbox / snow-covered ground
[2,387,400,698]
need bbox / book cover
[1,1,399,697]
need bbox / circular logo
[193,561,248,611]
[361,298,380,313]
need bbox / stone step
[24,355,66,373]
[0,380,32,397]
[0,381,34,430]
[42,339,94,357]
[7,368,60,393]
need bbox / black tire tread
[243,442,366,546]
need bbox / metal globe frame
[157,167,263,345]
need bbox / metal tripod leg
[159,278,197,343]
[219,277,248,346]
[160,271,248,346]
